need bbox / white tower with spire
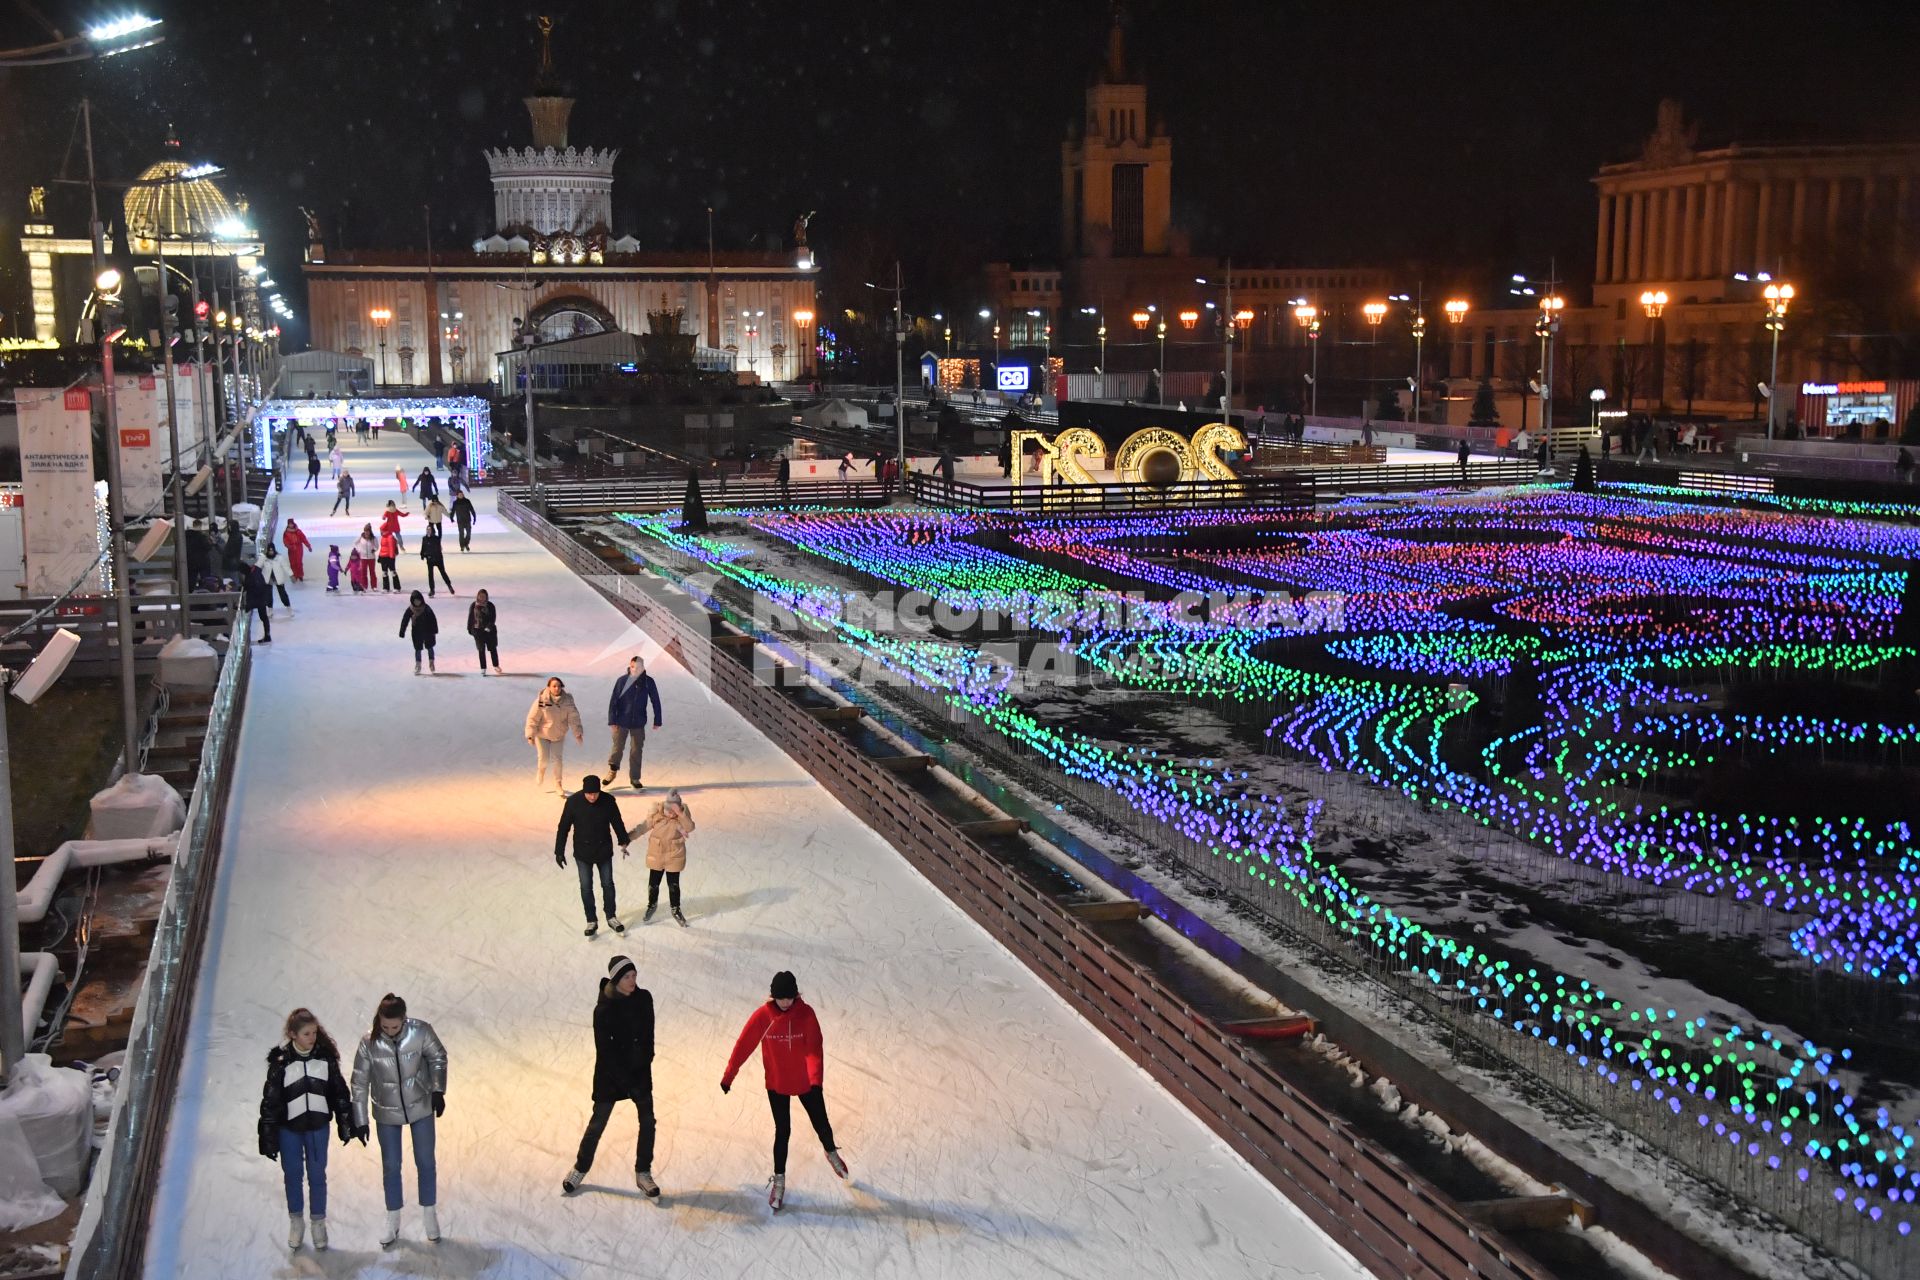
[479,16,621,251]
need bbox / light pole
[1763,282,1794,439]
[1363,301,1387,415]
[792,308,814,380]
[1293,304,1321,417]
[1589,386,1607,437]
[866,267,906,476]
[1409,311,1428,424]
[369,307,391,385]
[1537,294,1564,459]
[1443,298,1470,392]
[1639,290,1669,413]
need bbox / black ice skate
[562,1167,584,1195]
[583,922,598,938]
[608,916,625,934]
[643,902,657,923]
[672,907,688,927]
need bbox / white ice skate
[422,1204,441,1242]
[380,1209,400,1246]
[767,1173,785,1213]
[311,1218,328,1251]
[635,1170,660,1198]
[287,1214,304,1250]
[608,916,625,934]
[825,1148,848,1180]
[562,1167,585,1194]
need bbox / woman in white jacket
[526,676,585,794]
[260,545,294,614]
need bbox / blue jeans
[277,1126,330,1217]
[376,1117,437,1210]
[577,857,616,923]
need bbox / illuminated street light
[1294,304,1321,417]
[1763,282,1795,439]
[1640,290,1670,412]
[369,306,392,385]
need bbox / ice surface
[140,434,1365,1279]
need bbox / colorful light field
[614,485,1920,1248]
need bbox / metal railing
[0,594,239,678]
[904,471,1317,513]
[497,478,890,516]
[70,631,252,1279]
[496,489,1554,1280]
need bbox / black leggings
[456,520,472,551]
[424,559,453,594]
[472,627,498,670]
[768,1087,835,1175]
[646,869,680,908]
[378,555,399,590]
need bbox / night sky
[4,0,1918,346]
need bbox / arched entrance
[526,295,618,343]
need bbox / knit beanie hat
[609,955,636,985]
[769,970,799,1000]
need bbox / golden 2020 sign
[1008,422,1247,490]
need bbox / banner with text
[14,386,101,595]
[115,374,165,515]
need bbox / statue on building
[793,210,814,248]
[28,186,46,219]
[1642,99,1698,168]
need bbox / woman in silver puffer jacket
[351,993,448,1246]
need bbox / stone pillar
[1626,192,1645,280]
[1825,177,1842,245]
[1648,189,1666,280]
[1718,181,1738,277]
[1789,179,1808,263]
[1595,195,1613,284]
[1611,193,1630,282]
[1755,180,1774,271]
[1678,185,1697,279]
[1897,177,1912,261]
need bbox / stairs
[149,689,214,793]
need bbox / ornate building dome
[123,133,238,239]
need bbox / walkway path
[144,430,1364,1279]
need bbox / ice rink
[143,433,1364,1279]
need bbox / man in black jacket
[555,775,631,938]
[562,954,659,1197]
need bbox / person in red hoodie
[281,520,313,583]
[719,971,846,1211]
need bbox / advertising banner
[115,374,166,515]
[14,387,101,595]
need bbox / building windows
[1111,164,1145,255]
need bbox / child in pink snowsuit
[347,548,368,593]
[326,545,342,593]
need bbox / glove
[259,1129,279,1160]
[355,1125,370,1146]
[555,852,566,869]
[720,1079,731,1095]
[432,1091,446,1118]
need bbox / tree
[1571,444,1596,493]
[1143,369,1162,405]
[1469,377,1500,426]
[680,465,707,532]
[1675,336,1706,420]
[1902,399,1920,446]
[1374,386,1404,421]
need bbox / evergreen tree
[680,465,708,532]
[1571,444,1597,493]
[1143,370,1162,404]
[1374,387,1404,421]
[1902,399,1920,445]
[1469,377,1500,426]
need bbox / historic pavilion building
[302,21,817,389]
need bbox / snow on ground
[142,433,1365,1279]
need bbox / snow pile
[157,635,219,690]
[0,1053,93,1226]
[87,773,185,840]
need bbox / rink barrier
[498,491,1554,1280]
[497,477,888,514]
[68,632,252,1280]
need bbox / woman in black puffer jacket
[562,955,659,1198]
[258,1007,356,1252]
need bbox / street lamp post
[1409,311,1428,424]
[1363,301,1387,415]
[1294,304,1321,417]
[1639,290,1669,413]
[1763,282,1794,439]
[369,307,392,385]
[792,308,814,380]
[1444,299,1470,420]
[1590,386,1607,435]
[1537,294,1565,459]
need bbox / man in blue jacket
[606,656,663,789]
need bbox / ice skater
[347,546,368,593]
[282,520,312,583]
[527,677,584,794]
[328,443,343,480]
[378,528,402,593]
[325,545,342,593]
[605,656,663,789]
[399,590,438,674]
[350,994,448,1247]
[419,526,454,597]
[563,956,660,1197]
[719,971,847,1212]
[555,774,632,938]
[304,443,322,490]
[466,589,499,674]
[243,560,273,645]
[637,790,694,926]
[451,492,476,551]
[423,495,447,536]
[380,501,409,554]
[258,1007,356,1252]
[260,544,294,614]
[332,468,355,516]
[395,465,409,497]
[412,466,439,506]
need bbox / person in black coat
[398,589,438,674]
[776,453,791,506]
[244,561,273,644]
[466,588,499,674]
[554,774,631,937]
[562,954,659,1197]
[224,517,245,575]
[412,467,439,505]
[450,493,477,551]
[258,1008,357,1250]
[304,442,322,490]
[419,527,454,598]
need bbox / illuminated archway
[1113,427,1197,486]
